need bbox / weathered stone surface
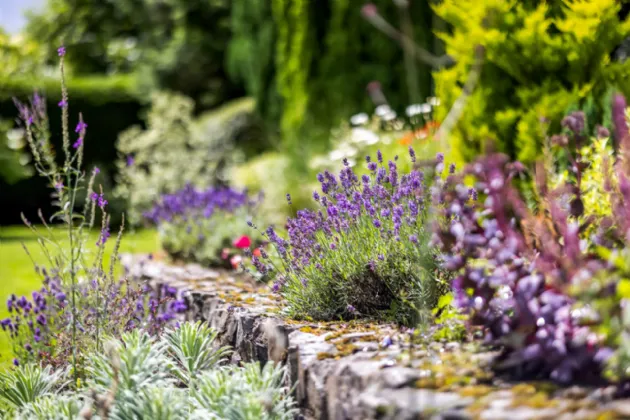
[122,254,630,420]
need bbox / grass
[0,225,159,367]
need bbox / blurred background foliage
[1,0,630,225]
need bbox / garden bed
[123,253,630,420]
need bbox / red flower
[233,235,252,249]
[252,248,262,257]
[230,255,242,269]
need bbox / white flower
[329,149,346,161]
[381,110,397,122]
[350,112,369,126]
[374,104,392,117]
[405,103,431,117]
[350,128,379,145]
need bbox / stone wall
[122,254,630,420]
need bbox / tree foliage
[26,0,242,108]
[433,0,630,164]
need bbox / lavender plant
[2,47,185,378]
[145,184,263,267]
[253,150,447,325]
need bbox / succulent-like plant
[0,364,66,410]
[86,330,171,394]
[13,394,82,420]
[190,362,296,420]
[164,321,232,385]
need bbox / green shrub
[115,93,260,225]
[14,394,82,420]
[433,0,630,164]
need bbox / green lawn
[0,225,159,367]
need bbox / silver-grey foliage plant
[2,321,296,420]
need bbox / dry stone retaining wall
[122,254,630,420]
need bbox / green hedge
[0,74,143,225]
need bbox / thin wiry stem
[434,45,485,151]
[362,6,455,69]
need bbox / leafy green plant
[164,322,231,385]
[0,365,65,410]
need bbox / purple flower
[96,193,108,209]
[75,120,88,133]
[347,305,356,313]
[57,46,66,57]
[97,226,111,246]
[286,193,292,204]
[126,155,135,167]
[409,146,416,163]
[13,358,19,366]
[55,292,66,301]
[54,182,63,191]
[93,167,100,174]
[58,100,67,108]
[377,150,383,163]
[272,282,282,293]
[73,138,83,149]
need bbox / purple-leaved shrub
[432,108,630,385]
[252,150,449,325]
